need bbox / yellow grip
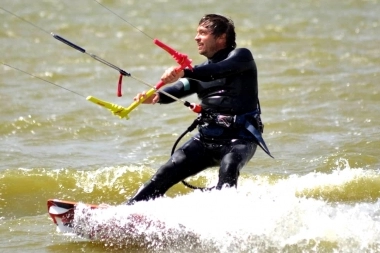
[86,96,131,119]
[86,89,156,120]
[123,88,156,113]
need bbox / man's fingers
[133,92,147,101]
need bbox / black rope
[171,117,214,191]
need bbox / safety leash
[171,116,215,191]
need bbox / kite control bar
[111,38,200,119]
[124,39,194,108]
[87,48,199,119]
[51,33,201,119]
[87,38,201,119]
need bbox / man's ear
[219,33,226,41]
[217,33,227,46]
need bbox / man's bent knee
[217,153,243,189]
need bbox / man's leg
[126,137,214,204]
[216,140,257,189]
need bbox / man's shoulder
[228,48,254,60]
[230,47,253,54]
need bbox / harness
[171,102,273,191]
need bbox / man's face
[194,25,225,58]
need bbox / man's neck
[207,47,233,63]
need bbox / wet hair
[198,14,236,49]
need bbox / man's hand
[160,66,184,84]
[133,66,185,105]
[133,91,160,104]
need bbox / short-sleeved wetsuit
[127,47,271,204]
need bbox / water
[1,0,379,252]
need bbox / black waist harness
[200,110,261,130]
[171,109,273,191]
[198,110,273,158]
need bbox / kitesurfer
[126,14,272,204]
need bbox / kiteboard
[47,199,171,239]
[47,198,197,249]
[47,199,99,234]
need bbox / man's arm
[183,48,255,82]
[158,79,195,104]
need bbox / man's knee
[152,150,186,182]
[220,152,243,175]
[217,153,242,189]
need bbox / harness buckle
[216,115,234,127]
[200,110,262,131]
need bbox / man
[126,14,272,205]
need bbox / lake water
[1,0,380,252]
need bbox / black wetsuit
[127,47,270,204]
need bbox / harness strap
[244,120,273,158]
[237,110,273,158]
